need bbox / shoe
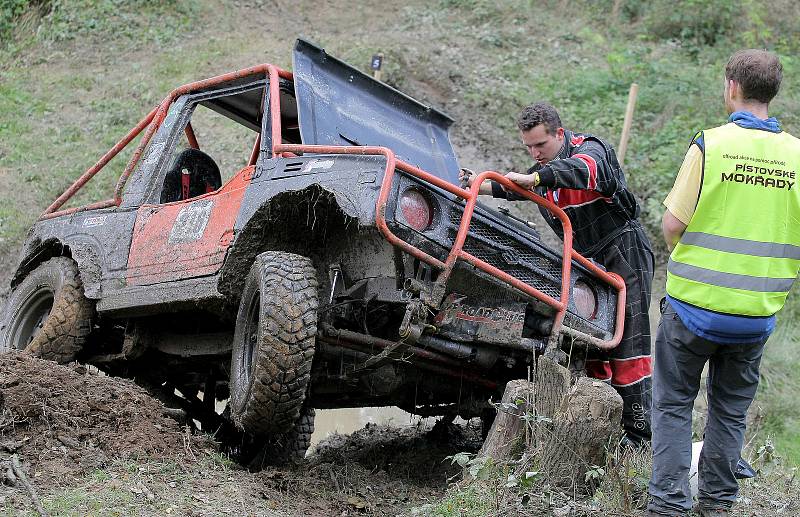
[735,457,756,479]
[620,432,650,451]
[643,509,686,516]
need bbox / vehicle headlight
[573,280,597,320]
[399,188,433,231]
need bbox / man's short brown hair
[517,102,562,134]
[725,49,783,104]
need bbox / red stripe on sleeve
[609,356,652,387]
[181,173,191,200]
[573,153,598,190]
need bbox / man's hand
[504,171,539,191]
[459,167,493,195]
[458,167,475,188]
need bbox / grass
[2,452,250,517]
[430,484,497,516]
[1,0,196,59]
[753,288,800,463]
[420,445,800,516]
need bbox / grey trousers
[647,299,765,515]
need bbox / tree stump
[478,356,623,494]
[533,355,572,418]
[538,376,623,492]
[478,356,572,462]
[478,379,532,463]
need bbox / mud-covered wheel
[1,257,93,363]
[229,251,318,437]
[277,405,315,462]
[245,405,316,470]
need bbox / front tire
[229,251,318,437]
[244,404,316,470]
[1,257,93,363]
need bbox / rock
[4,467,17,486]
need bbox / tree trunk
[478,379,531,463]
[478,356,623,494]
[538,377,623,492]
[478,356,572,462]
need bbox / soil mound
[0,352,207,485]
[312,421,483,487]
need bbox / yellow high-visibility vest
[667,122,800,316]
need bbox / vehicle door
[126,80,266,286]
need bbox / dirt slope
[0,353,482,516]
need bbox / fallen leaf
[347,496,367,509]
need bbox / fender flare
[217,185,364,300]
[11,237,104,299]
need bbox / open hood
[292,39,460,185]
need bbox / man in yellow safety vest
[647,49,800,517]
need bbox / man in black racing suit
[460,102,654,444]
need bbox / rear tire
[1,257,93,363]
[229,251,318,437]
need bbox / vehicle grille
[449,212,562,299]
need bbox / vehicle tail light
[573,280,597,320]
[399,189,433,231]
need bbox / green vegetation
[425,439,798,516]
[430,0,800,247]
[1,0,194,55]
[431,484,496,516]
[756,288,800,461]
[427,441,653,516]
[3,455,244,517]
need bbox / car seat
[160,148,223,203]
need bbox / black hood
[292,39,461,185]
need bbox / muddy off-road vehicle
[1,40,624,462]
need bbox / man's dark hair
[517,102,562,134]
[725,49,783,104]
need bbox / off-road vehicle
[1,40,624,462]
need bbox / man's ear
[728,79,740,100]
[556,127,565,139]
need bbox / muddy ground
[0,353,483,516]
[3,353,797,517]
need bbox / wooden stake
[618,82,638,168]
[612,0,624,21]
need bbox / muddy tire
[276,405,315,462]
[245,405,316,470]
[229,251,318,437]
[1,257,93,363]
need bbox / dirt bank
[0,353,482,515]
